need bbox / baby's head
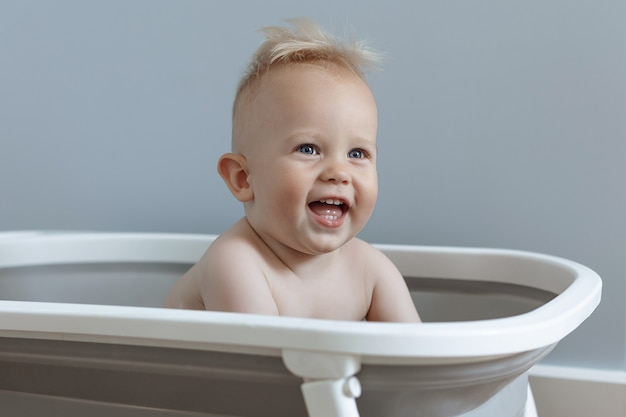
[221,19,381,255]
[232,18,380,154]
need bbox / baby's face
[239,64,378,255]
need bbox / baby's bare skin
[165,218,419,321]
[165,22,420,322]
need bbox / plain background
[1,1,624,372]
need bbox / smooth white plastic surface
[0,232,602,417]
[0,231,601,362]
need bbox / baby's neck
[279,247,341,280]
[242,219,343,280]
[265,237,342,279]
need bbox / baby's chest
[269,275,370,320]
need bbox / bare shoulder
[190,219,279,314]
[200,222,265,268]
[342,237,398,273]
[345,238,420,323]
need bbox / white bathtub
[0,232,601,417]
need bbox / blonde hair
[232,18,380,151]
[236,18,380,98]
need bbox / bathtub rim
[0,231,602,365]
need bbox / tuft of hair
[235,18,381,100]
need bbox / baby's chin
[246,216,359,255]
[293,232,359,256]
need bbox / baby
[165,19,420,322]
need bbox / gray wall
[1,1,624,372]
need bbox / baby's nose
[321,159,350,184]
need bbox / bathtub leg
[282,350,362,417]
[300,376,362,417]
[523,384,538,417]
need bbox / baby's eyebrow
[285,131,322,143]
[354,137,377,150]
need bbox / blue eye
[297,144,317,155]
[348,149,365,159]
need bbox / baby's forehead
[232,62,373,152]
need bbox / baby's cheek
[273,178,308,212]
[362,174,378,203]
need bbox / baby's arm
[365,247,421,322]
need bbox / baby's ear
[217,153,254,202]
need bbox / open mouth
[308,199,348,222]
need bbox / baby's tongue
[309,201,342,217]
